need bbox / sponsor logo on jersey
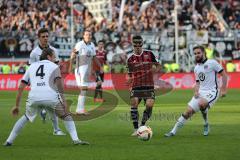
[198,72,205,81]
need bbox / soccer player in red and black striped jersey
[92,40,107,102]
[127,35,160,136]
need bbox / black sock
[130,107,139,129]
[99,84,102,99]
[94,89,98,98]
[141,107,152,126]
[94,85,101,98]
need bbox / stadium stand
[0,0,240,73]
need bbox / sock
[141,107,153,126]
[201,108,208,125]
[63,115,79,141]
[171,115,187,135]
[52,114,60,132]
[94,87,99,99]
[6,115,28,143]
[76,90,86,113]
[130,107,139,129]
[99,84,103,99]
[94,85,101,99]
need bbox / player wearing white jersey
[69,29,103,115]
[165,45,228,137]
[28,28,64,136]
[4,48,89,146]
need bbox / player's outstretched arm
[219,70,228,97]
[12,82,27,116]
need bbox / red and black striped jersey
[92,50,107,71]
[127,50,158,88]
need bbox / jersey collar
[133,50,143,56]
[83,40,91,45]
[202,58,208,64]
[39,44,49,50]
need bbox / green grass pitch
[0,89,240,160]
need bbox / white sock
[6,115,28,143]
[63,116,79,141]
[201,109,208,125]
[52,114,60,132]
[76,90,86,113]
[171,115,187,135]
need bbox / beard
[195,56,204,63]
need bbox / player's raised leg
[165,97,208,137]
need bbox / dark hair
[98,40,105,44]
[132,35,143,42]
[38,28,49,37]
[132,35,143,47]
[193,45,205,53]
[40,48,54,60]
[83,28,92,35]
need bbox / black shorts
[130,86,155,101]
[96,71,104,82]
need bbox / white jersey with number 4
[22,60,61,101]
[194,59,223,91]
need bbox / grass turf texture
[0,89,239,160]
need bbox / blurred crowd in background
[0,0,240,74]
[0,0,239,34]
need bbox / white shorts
[188,90,219,111]
[25,99,62,122]
[75,65,90,87]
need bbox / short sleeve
[21,69,30,84]
[212,60,223,73]
[29,51,36,64]
[127,57,134,74]
[52,67,62,80]
[150,51,158,63]
[92,43,96,56]
[74,42,80,51]
[53,48,60,62]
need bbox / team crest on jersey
[204,65,208,69]
[198,72,205,81]
[144,54,149,61]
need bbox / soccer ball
[137,126,153,141]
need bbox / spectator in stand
[2,64,11,74]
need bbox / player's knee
[130,98,138,107]
[145,99,154,107]
[56,110,71,120]
[184,107,195,119]
[97,81,102,86]
[198,99,208,110]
